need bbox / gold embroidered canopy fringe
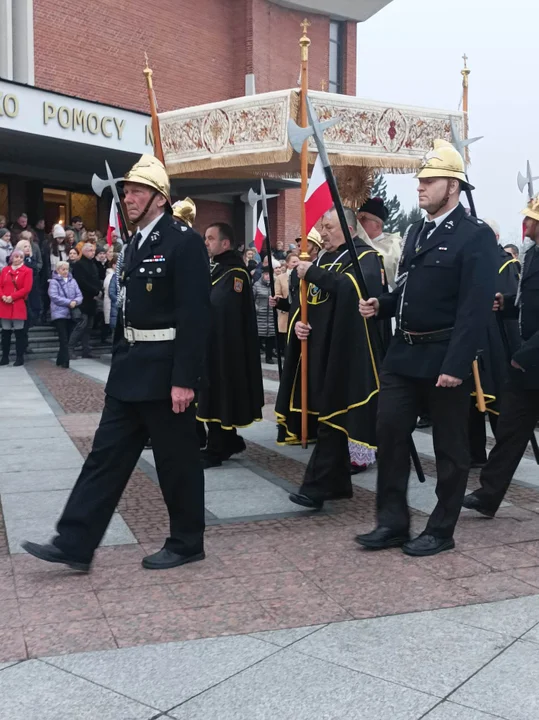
[159,89,464,182]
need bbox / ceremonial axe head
[247,180,278,215]
[449,117,483,166]
[288,104,340,155]
[91,161,123,198]
[517,161,539,199]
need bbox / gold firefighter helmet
[123,154,171,205]
[307,227,323,249]
[172,197,197,227]
[416,139,474,190]
[521,194,539,222]
[295,227,323,250]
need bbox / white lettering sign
[0,81,152,154]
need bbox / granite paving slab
[424,595,539,638]
[2,489,136,553]
[169,648,438,720]
[0,659,157,720]
[292,613,512,696]
[423,703,502,719]
[0,468,80,494]
[249,625,326,647]
[46,635,278,710]
[452,640,539,720]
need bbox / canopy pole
[143,53,165,164]
[461,53,486,413]
[299,19,311,449]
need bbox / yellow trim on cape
[196,416,263,430]
[499,258,519,275]
[211,267,250,286]
[277,269,380,448]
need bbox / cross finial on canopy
[300,18,311,36]
[462,53,468,69]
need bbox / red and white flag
[106,200,120,246]
[304,155,332,233]
[253,211,267,254]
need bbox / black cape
[275,240,385,447]
[196,250,264,428]
[476,246,520,414]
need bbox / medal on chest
[146,280,153,292]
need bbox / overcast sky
[357,0,535,244]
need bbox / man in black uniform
[469,218,520,467]
[463,195,539,517]
[22,155,211,571]
[276,206,387,510]
[357,139,498,556]
[197,222,264,468]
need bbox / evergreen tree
[397,206,424,236]
[370,174,402,234]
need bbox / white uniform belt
[124,327,176,342]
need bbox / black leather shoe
[201,454,222,469]
[289,490,353,511]
[142,548,205,570]
[470,460,486,469]
[21,541,91,572]
[402,534,455,557]
[462,493,496,518]
[355,526,410,550]
[289,493,323,510]
[222,436,247,461]
[416,415,432,429]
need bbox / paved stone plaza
[1,359,539,718]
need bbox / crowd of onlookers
[0,213,122,368]
[243,239,305,365]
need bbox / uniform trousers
[469,402,498,465]
[299,424,351,500]
[53,394,205,563]
[474,385,539,512]
[376,371,473,538]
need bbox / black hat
[357,197,388,224]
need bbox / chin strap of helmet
[131,191,159,226]
[429,179,453,217]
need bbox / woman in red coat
[0,249,33,366]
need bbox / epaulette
[462,214,486,226]
[171,219,190,234]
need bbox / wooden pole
[462,53,487,413]
[299,19,311,449]
[143,53,165,164]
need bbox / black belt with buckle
[397,328,454,345]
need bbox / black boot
[0,329,11,365]
[13,330,25,366]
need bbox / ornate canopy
[159,89,464,181]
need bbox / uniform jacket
[378,203,498,380]
[197,250,264,428]
[48,272,83,321]
[475,246,521,411]
[72,255,102,316]
[503,244,539,389]
[106,213,211,402]
[252,276,275,337]
[0,264,33,320]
